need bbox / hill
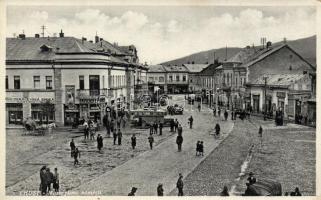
[160,35,316,67]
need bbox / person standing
[113,129,118,145]
[148,135,154,150]
[176,173,184,196]
[224,110,228,121]
[218,107,221,117]
[188,116,193,129]
[215,123,221,137]
[70,139,75,157]
[40,166,47,195]
[97,134,103,152]
[213,108,216,117]
[45,168,54,194]
[53,168,59,192]
[103,114,110,137]
[157,183,164,196]
[258,126,263,148]
[177,124,183,136]
[199,141,204,156]
[83,121,89,140]
[150,124,154,135]
[74,148,80,166]
[247,172,256,185]
[290,187,302,196]
[196,141,200,156]
[154,121,158,135]
[176,134,183,152]
[131,134,137,149]
[198,103,201,112]
[159,122,163,136]
[117,129,122,145]
[170,119,174,132]
[220,186,229,196]
[174,119,179,132]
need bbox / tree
[39,99,55,124]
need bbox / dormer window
[40,44,53,52]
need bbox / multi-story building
[183,64,210,92]
[147,65,167,94]
[6,31,147,126]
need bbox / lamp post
[263,75,268,121]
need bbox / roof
[183,64,210,73]
[199,63,221,75]
[251,74,307,87]
[163,65,189,72]
[225,47,257,63]
[147,65,166,72]
[93,40,126,55]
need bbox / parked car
[243,179,282,196]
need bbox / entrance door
[89,75,100,96]
[253,95,260,113]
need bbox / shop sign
[5,97,54,103]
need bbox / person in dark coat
[131,134,136,149]
[45,168,54,194]
[128,187,137,196]
[213,108,216,117]
[103,114,110,137]
[220,185,229,196]
[117,129,122,145]
[148,135,154,149]
[224,110,228,121]
[170,119,174,132]
[97,134,103,152]
[153,122,158,135]
[40,166,47,195]
[290,187,302,196]
[53,168,59,192]
[176,173,184,196]
[74,148,80,166]
[84,121,89,140]
[188,116,193,129]
[113,129,118,145]
[199,141,204,156]
[215,123,221,137]
[218,107,221,117]
[159,122,163,135]
[247,172,256,185]
[150,124,154,135]
[176,134,183,152]
[70,139,75,157]
[177,124,183,136]
[174,119,179,132]
[196,141,200,156]
[157,183,164,196]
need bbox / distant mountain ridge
[160,35,316,67]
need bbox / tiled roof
[183,64,210,73]
[163,65,189,72]
[251,74,307,86]
[147,65,166,72]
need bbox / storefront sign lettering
[6,97,54,103]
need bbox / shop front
[6,103,23,124]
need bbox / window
[46,76,52,89]
[5,76,8,89]
[14,76,20,89]
[79,76,84,90]
[169,76,173,82]
[159,77,164,82]
[183,75,186,82]
[148,77,154,82]
[34,76,40,89]
[176,75,180,82]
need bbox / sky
[7,6,316,64]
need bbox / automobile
[171,104,184,115]
[243,179,282,196]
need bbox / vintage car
[243,179,282,196]
[167,104,184,115]
[130,109,167,128]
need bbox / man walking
[148,134,154,150]
[188,116,193,129]
[131,134,137,149]
[74,147,80,166]
[159,122,163,135]
[153,121,158,135]
[174,119,179,132]
[176,134,183,152]
[215,123,221,137]
[97,134,103,152]
[157,183,164,196]
[224,110,228,121]
[113,129,118,145]
[176,173,184,196]
[117,129,122,145]
[70,139,75,157]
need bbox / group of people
[196,141,204,156]
[149,121,163,135]
[83,119,98,140]
[170,118,179,132]
[70,139,81,166]
[39,166,59,195]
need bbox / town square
[4,2,317,197]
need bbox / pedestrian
[174,119,179,132]
[224,110,228,121]
[40,166,47,195]
[97,134,103,152]
[131,134,136,149]
[196,141,200,156]
[290,187,302,196]
[231,110,234,120]
[70,139,75,157]
[177,124,183,136]
[113,129,118,145]
[199,141,204,156]
[110,119,114,134]
[247,172,256,185]
[220,185,229,196]
[103,114,110,137]
[258,126,263,147]
[213,108,216,117]
[117,129,122,145]
[53,168,59,192]
[84,121,89,140]
[157,183,164,196]
[89,123,95,140]
[218,107,221,117]
[128,187,138,196]
[234,110,237,120]
[188,116,193,129]
[159,121,163,135]
[176,173,184,196]
[198,103,201,112]
[45,168,54,194]
[150,124,154,135]
[176,134,183,152]
[170,119,174,132]
[148,135,154,149]
[215,123,221,137]
[154,121,158,135]
[73,147,80,166]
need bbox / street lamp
[263,75,268,121]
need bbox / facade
[6,32,146,126]
[247,73,312,121]
[183,64,210,92]
[147,65,167,94]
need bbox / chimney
[95,35,99,43]
[266,41,272,49]
[35,34,40,38]
[18,34,26,39]
[59,29,64,37]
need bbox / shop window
[183,75,186,82]
[5,76,8,89]
[46,76,52,90]
[79,76,84,90]
[34,76,40,89]
[14,76,20,89]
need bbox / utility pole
[41,25,46,37]
[263,76,267,121]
